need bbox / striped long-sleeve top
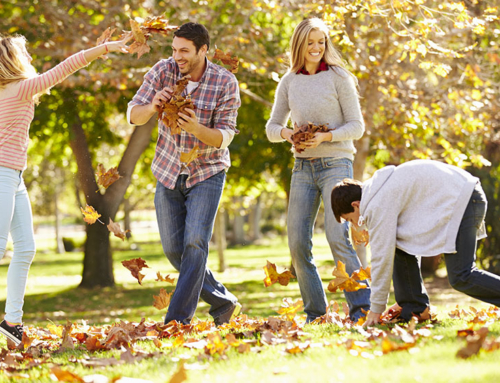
[0,51,89,171]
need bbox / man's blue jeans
[288,158,371,322]
[154,171,237,324]
[393,182,500,320]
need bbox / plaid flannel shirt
[129,57,241,189]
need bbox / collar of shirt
[297,60,329,75]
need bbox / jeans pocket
[292,160,302,173]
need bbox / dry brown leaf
[108,218,130,241]
[80,205,103,225]
[155,271,175,284]
[277,298,303,321]
[263,261,295,287]
[153,288,173,310]
[96,27,116,45]
[60,321,74,351]
[122,258,150,285]
[50,366,84,382]
[96,163,122,189]
[213,48,239,73]
[180,146,202,165]
[169,361,188,383]
[457,327,489,359]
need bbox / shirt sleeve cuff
[218,128,235,149]
[127,104,136,126]
[370,303,387,314]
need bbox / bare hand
[299,132,332,150]
[178,108,200,133]
[281,128,294,144]
[152,87,173,112]
[105,34,134,54]
[363,311,382,327]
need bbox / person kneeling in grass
[330,159,500,326]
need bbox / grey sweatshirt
[360,160,479,313]
[266,67,364,160]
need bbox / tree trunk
[232,197,245,245]
[123,197,132,239]
[248,195,262,242]
[54,184,65,254]
[214,207,226,272]
[353,136,370,181]
[69,115,157,288]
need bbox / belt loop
[321,157,326,168]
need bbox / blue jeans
[0,166,36,324]
[288,158,370,322]
[393,183,500,320]
[154,171,237,324]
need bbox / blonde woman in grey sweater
[266,18,370,323]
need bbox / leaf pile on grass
[1,302,500,382]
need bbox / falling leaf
[169,361,188,383]
[155,272,175,284]
[263,261,296,287]
[96,163,122,189]
[180,146,202,165]
[108,218,130,241]
[457,327,489,359]
[213,48,239,73]
[122,258,150,285]
[130,19,146,44]
[153,288,173,310]
[96,27,116,45]
[142,16,179,36]
[351,266,371,281]
[128,40,151,59]
[277,298,304,321]
[327,260,368,293]
[80,205,103,225]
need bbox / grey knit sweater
[360,160,480,313]
[266,66,364,160]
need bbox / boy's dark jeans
[393,182,500,320]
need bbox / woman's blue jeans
[393,182,500,320]
[0,166,36,324]
[154,171,237,324]
[288,158,370,322]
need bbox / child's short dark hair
[174,22,210,52]
[331,178,363,223]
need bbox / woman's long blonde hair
[289,18,355,81]
[0,34,37,89]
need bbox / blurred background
[1,0,499,289]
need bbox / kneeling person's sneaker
[0,320,23,346]
[215,303,242,326]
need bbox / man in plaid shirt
[127,22,241,326]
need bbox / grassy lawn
[0,234,498,382]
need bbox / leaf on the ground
[285,341,310,354]
[122,258,150,285]
[327,260,368,293]
[204,333,227,356]
[96,27,116,45]
[169,361,188,383]
[96,163,122,189]
[213,48,239,73]
[59,321,74,351]
[456,327,489,359]
[80,205,103,225]
[85,335,105,352]
[50,366,84,382]
[108,218,130,241]
[277,298,303,321]
[153,288,173,310]
[263,261,295,287]
[180,145,202,165]
[155,272,175,284]
[381,337,416,354]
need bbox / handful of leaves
[291,122,330,153]
[158,75,196,135]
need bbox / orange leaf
[328,260,368,293]
[50,366,84,382]
[213,48,239,73]
[130,19,146,44]
[456,327,489,359]
[128,40,151,59]
[277,298,303,321]
[169,361,188,383]
[153,288,173,310]
[155,271,175,284]
[142,16,179,36]
[107,218,130,241]
[180,145,202,165]
[285,341,310,354]
[80,205,103,225]
[96,163,122,189]
[263,261,295,287]
[122,257,150,285]
[96,27,116,45]
[352,266,371,281]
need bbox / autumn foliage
[291,122,330,153]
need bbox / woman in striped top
[0,33,131,345]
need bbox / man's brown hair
[331,178,363,223]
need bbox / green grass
[0,235,499,382]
